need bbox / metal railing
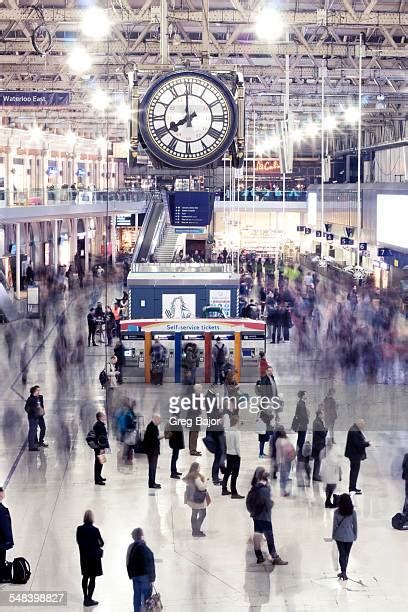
[0,187,153,208]
[131,263,235,274]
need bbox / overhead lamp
[29,125,43,140]
[81,6,111,40]
[67,45,93,73]
[256,142,267,155]
[265,134,280,150]
[116,102,131,122]
[304,120,320,138]
[90,89,110,112]
[96,136,108,150]
[323,114,338,131]
[291,127,303,143]
[255,7,286,41]
[65,130,77,147]
[343,106,360,123]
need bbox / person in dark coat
[144,415,161,489]
[0,487,13,580]
[291,390,309,453]
[76,510,104,607]
[166,421,185,479]
[87,308,97,347]
[281,303,292,342]
[93,412,109,485]
[269,305,282,344]
[127,528,156,612]
[25,384,48,451]
[344,419,370,494]
[114,339,126,384]
[323,388,338,442]
[311,406,328,481]
[402,453,408,513]
[258,367,278,399]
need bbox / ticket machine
[121,331,145,383]
[181,334,205,383]
[152,333,175,382]
[240,332,266,382]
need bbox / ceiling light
[256,142,267,155]
[81,6,111,40]
[67,46,93,73]
[377,93,385,102]
[343,106,360,123]
[291,127,303,143]
[324,114,338,131]
[304,121,320,138]
[90,89,110,112]
[65,130,77,146]
[96,136,108,149]
[116,102,131,122]
[265,134,280,150]
[29,125,43,140]
[255,8,286,41]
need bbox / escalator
[132,191,166,263]
[0,272,19,322]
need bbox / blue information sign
[377,247,393,257]
[0,91,70,106]
[166,191,215,227]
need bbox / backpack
[215,344,226,364]
[391,513,408,530]
[11,558,31,584]
[99,369,107,388]
[116,412,128,435]
[245,487,265,516]
[86,430,99,450]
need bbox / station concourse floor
[0,286,407,612]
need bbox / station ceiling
[0,0,407,147]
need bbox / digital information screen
[166,191,215,227]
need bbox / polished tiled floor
[0,284,407,611]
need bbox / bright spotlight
[96,136,108,149]
[304,121,320,138]
[116,103,131,122]
[90,89,110,112]
[256,142,267,155]
[65,130,77,147]
[344,106,360,123]
[67,46,93,73]
[265,134,280,150]
[29,125,43,140]
[255,8,286,41]
[324,114,338,131]
[81,6,111,40]
[291,127,303,143]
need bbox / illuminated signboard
[255,159,280,174]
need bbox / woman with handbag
[183,462,210,537]
[93,412,109,485]
[76,510,104,607]
[332,493,358,580]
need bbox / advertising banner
[209,289,231,317]
[0,91,70,107]
[162,294,196,319]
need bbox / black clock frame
[138,69,238,169]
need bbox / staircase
[154,224,181,262]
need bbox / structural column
[53,219,59,272]
[84,218,90,273]
[5,146,14,207]
[15,223,21,299]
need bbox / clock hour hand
[169,111,197,132]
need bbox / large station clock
[138,70,238,169]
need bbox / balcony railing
[0,188,154,208]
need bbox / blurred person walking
[332,494,358,580]
[291,390,309,454]
[76,510,104,607]
[311,406,327,482]
[212,337,227,385]
[166,420,184,479]
[222,415,244,499]
[323,388,338,442]
[320,439,342,508]
[93,412,109,485]
[144,414,162,489]
[275,427,296,496]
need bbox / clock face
[139,71,237,168]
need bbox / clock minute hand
[186,110,197,128]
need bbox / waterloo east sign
[0,91,71,107]
[255,159,280,174]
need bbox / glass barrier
[218,189,308,202]
[0,188,154,208]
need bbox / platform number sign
[304,227,311,235]
[377,247,393,257]
[315,230,322,237]
[359,242,368,252]
[326,233,334,241]
[297,225,305,232]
